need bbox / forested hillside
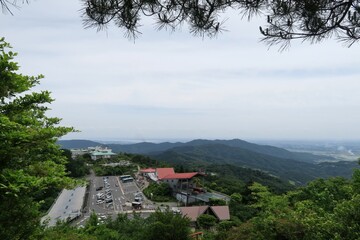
[58,140,105,149]
[58,139,329,163]
[58,139,358,185]
[151,144,359,185]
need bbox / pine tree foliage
[80,0,360,48]
[2,1,360,48]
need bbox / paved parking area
[74,174,157,227]
[89,176,120,214]
[42,186,86,227]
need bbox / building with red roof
[156,168,175,180]
[179,205,230,222]
[140,167,212,204]
[161,172,199,180]
[139,168,156,174]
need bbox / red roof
[161,172,198,180]
[140,168,156,173]
[180,205,230,221]
[210,206,230,221]
[180,206,208,222]
[156,168,175,179]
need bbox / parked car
[132,202,142,209]
[97,193,105,200]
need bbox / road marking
[117,177,125,195]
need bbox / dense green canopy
[0,38,74,239]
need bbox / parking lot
[73,174,165,227]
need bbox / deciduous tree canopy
[0,38,74,239]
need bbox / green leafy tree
[36,222,96,240]
[197,214,217,229]
[143,182,173,202]
[145,210,191,240]
[104,213,146,240]
[208,197,227,206]
[0,38,74,239]
[63,149,90,178]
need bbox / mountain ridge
[58,138,332,163]
[57,139,358,185]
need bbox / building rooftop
[41,186,86,227]
[179,205,230,222]
[179,206,208,222]
[210,206,230,221]
[91,151,116,156]
[162,172,199,180]
[141,168,200,181]
[140,168,156,173]
[156,168,175,179]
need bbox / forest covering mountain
[58,139,331,163]
[58,139,358,185]
[58,139,102,149]
[150,144,358,185]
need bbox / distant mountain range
[58,140,102,149]
[149,144,359,184]
[58,139,331,163]
[58,139,358,185]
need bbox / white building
[70,146,116,160]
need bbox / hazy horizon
[59,137,360,145]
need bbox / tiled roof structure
[179,205,230,222]
[161,172,198,179]
[156,168,175,179]
[140,167,198,180]
[140,168,156,173]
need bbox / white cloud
[1,1,360,140]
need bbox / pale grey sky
[1,0,360,141]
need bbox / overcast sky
[2,0,360,142]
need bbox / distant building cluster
[70,146,116,160]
